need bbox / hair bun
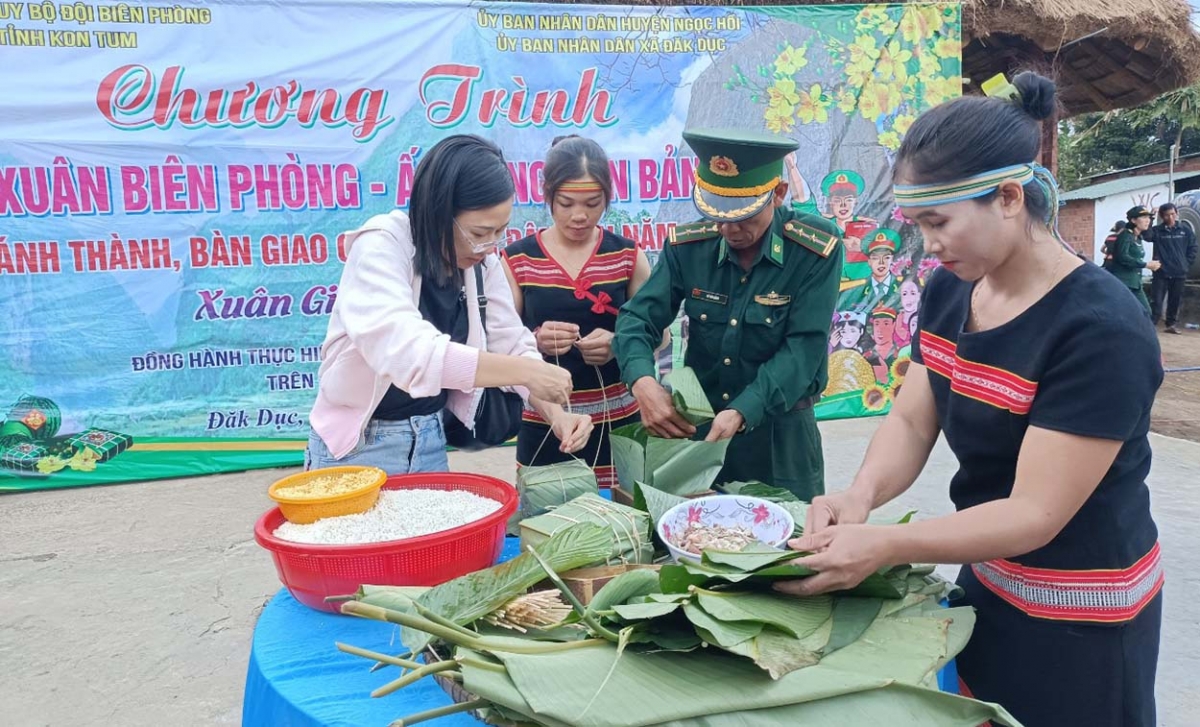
[1011,72,1057,121]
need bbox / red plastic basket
[254,472,517,612]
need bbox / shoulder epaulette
[783,218,841,258]
[669,221,721,245]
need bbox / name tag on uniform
[754,292,791,306]
[692,288,728,305]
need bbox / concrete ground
[1,417,1197,726]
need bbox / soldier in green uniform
[839,229,901,311]
[613,128,843,500]
[1109,206,1161,317]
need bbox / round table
[243,537,523,727]
[243,535,957,726]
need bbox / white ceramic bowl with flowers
[656,495,795,563]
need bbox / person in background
[306,135,592,475]
[1100,219,1124,269]
[1109,206,1162,317]
[777,72,1163,727]
[502,136,651,487]
[615,128,842,501]
[1143,202,1197,333]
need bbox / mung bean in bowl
[268,466,387,524]
[656,495,795,563]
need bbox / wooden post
[1041,116,1059,175]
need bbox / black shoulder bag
[442,264,525,451]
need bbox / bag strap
[473,264,489,336]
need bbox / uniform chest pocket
[742,302,789,362]
[684,298,730,360]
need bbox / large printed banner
[0,1,960,490]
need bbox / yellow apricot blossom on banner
[859,81,902,121]
[899,5,946,44]
[765,103,795,133]
[878,130,902,151]
[836,88,860,115]
[932,37,960,60]
[768,77,801,108]
[797,84,831,124]
[876,41,913,85]
[775,44,809,76]
[847,35,882,77]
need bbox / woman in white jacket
[306,135,591,474]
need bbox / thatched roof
[521,0,1200,117]
[960,0,1200,115]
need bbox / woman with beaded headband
[777,72,1163,727]
[502,136,652,488]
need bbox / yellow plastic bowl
[268,466,387,524]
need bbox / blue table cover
[243,537,524,727]
[243,535,956,727]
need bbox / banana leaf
[716,480,801,502]
[631,481,688,528]
[721,624,824,678]
[482,634,1024,727]
[611,422,731,496]
[693,589,832,639]
[824,597,884,655]
[665,366,715,425]
[681,602,764,647]
[391,522,614,653]
[515,457,599,523]
[586,569,662,614]
[519,493,654,565]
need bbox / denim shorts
[304,413,449,475]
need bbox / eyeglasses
[454,220,505,254]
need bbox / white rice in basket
[273,489,502,545]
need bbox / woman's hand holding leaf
[805,488,874,535]
[774,524,894,597]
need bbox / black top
[503,229,639,395]
[912,262,1161,570]
[373,269,468,421]
[1144,222,1198,277]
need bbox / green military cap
[682,127,798,223]
[870,305,899,321]
[821,170,865,197]
[1126,205,1152,220]
[866,228,901,255]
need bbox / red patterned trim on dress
[522,381,638,424]
[919,330,1038,414]
[971,542,1164,623]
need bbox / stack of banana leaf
[337,524,1022,727]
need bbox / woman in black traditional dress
[776,72,1163,727]
[502,136,651,487]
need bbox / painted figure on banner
[787,157,877,286]
[839,228,902,312]
[863,306,901,383]
[829,309,867,355]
